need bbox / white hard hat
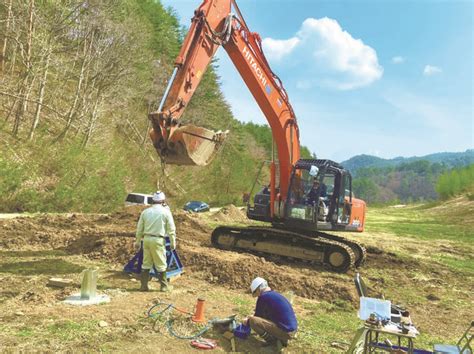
[250,277,267,293]
[152,191,166,202]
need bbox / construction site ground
[0,198,472,352]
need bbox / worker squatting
[242,45,268,88]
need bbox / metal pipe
[270,161,276,218]
[270,137,275,217]
[158,66,179,112]
[271,136,274,162]
[290,123,294,164]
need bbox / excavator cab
[247,159,357,232]
[284,159,354,232]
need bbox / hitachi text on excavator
[148,0,367,272]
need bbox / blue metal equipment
[123,237,183,279]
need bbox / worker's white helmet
[152,191,166,202]
[250,277,267,293]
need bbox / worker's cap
[152,191,166,202]
[250,277,267,293]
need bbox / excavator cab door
[330,171,352,225]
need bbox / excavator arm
[149,0,231,166]
[149,0,300,213]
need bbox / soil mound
[213,205,247,223]
[181,246,357,303]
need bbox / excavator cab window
[286,167,329,223]
[287,169,314,222]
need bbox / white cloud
[391,56,405,64]
[383,91,458,132]
[295,80,312,90]
[261,37,300,61]
[423,65,442,76]
[261,17,383,90]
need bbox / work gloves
[134,240,142,251]
[169,239,176,251]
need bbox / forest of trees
[0,1,179,145]
[342,150,473,173]
[352,160,474,205]
[0,0,312,212]
[0,1,185,212]
[436,164,474,200]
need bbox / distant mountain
[341,149,474,174]
[341,150,474,204]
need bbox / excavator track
[211,226,356,273]
[312,231,367,268]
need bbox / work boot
[261,339,277,348]
[276,339,288,351]
[158,272,173,292]
[139,269,150,291]
[259,332,277,347]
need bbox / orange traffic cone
[192,298,206,323]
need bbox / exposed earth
[0,201,472,352]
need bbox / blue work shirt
[254,290,298,332]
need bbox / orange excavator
[149,0,366,272]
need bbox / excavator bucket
[156,125,228,166]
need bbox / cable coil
[147,301,211,340]
[147,301,237,340]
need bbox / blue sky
[161,0,473,162]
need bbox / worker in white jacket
[135,191,176,292]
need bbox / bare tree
[54,32,94,142]
[1,0,13,72]
[28,47,50,140]
[11,0,36,137]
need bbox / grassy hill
[350,159,474,205]
[0,0,314,212]
[342,150,474,174]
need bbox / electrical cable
[147,301,218,340]
[166,318,212,340]
[147,301,237,340]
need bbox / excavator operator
[307,179,327,205]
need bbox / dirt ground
[0,206,358,303]
[0,204,472,352]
